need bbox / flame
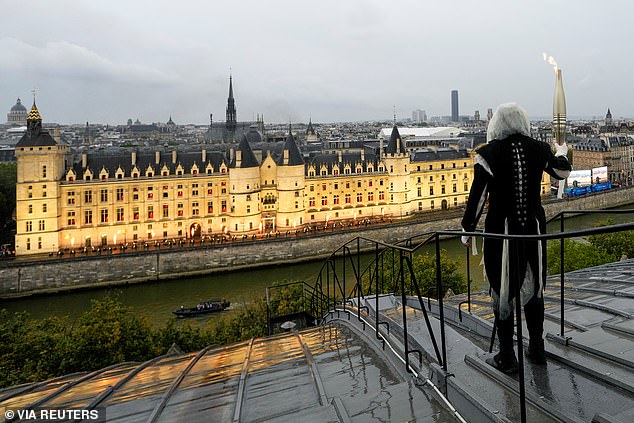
[542,52,558,73]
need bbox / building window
[116,188,124,201]
[431,200,435,209]
[67,211,76,225]
[133,207,140,220]
[379,191,385,200]
[42,165,47,178]
[100,209,108,223]
[464,182,468,191]
[67,191,75,205]
[84,210,92,224]
[26,238,30,250]
[100,189,108,202]
[357,193,362,202]
[192,189,198,196]
[28,186,33,199]
[26,221,33,232]
[192,202,199,215]
[28,204,32,214]
[38,220,45,231]
[132,187,139,200]
[441,164,445,169]
[208,201,213,213]
[117,208,125,221]
[147,206,154,219]
[147,188,153,199]
[207,188,213,195]
[333,195,340,205]
[221,200,227,213]
[246,205,251,213]
[453,184,457,193]
[321,196,327,206]
[162,204,169,218]
[430,187,434,195]
[84,190,92,204]
[417,187,422,197]
[441,186,446,194]
[345,193,351,203]
[309,197,316,207]
[368,192,374,201]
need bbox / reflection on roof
[0,325,457,422]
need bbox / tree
[375,249,466,298]
[0,162,17,221]
[546,239,616,275]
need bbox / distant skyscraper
[411,109,426,123]
[226,74,237,135]
[451,90,459,122]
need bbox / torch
[545,53,568,199]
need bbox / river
[2,205,633,325]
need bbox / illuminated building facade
[14,104,552,256]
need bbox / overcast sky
[2,0,632,124]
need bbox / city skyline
[2,0,633,124]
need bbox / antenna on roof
[393,105,397,125]
[32,88,37,105]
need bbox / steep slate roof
[411,148,469,162]
[72,150,228,177]
[277,129,304,166]
[230,134,259,168]
[305,151,380,175]
[385,125,406,154]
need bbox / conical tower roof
[230,134,259,168]
[277,125,304,166]
[385,124,406,154]
[16,101,56,147]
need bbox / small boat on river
[173,299,231,317]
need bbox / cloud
[0,38,177,86]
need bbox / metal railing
[266,208,634,423]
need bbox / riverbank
[1,187,633,298]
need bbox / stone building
[15,104,553,256]
[6,98,28,126]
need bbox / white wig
[486,102,531,142]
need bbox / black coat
[461,134,571,302]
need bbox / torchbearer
[461,103,571,373]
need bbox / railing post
[513,240,527,423]
[399,250,411,372]
[435,233,448,372]
[560,213,565,338]
[343,247,347,308]
[466,245,471,313]
[375,242,380,340]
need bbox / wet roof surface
[0,325,457,423]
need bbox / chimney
[379,137,383,160]
[236,149,242,167]
[172,150,177,164]
[337,150,342,163]
[82,151,87,169]
[201,149,207,163]
[131,150,137,166]
[283,149,289,165]
[155,151,160,165]
[54,127,61,143]
[360,149,365,162]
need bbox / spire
[226,71,237,133]
[231,134,259,168]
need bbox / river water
[2,205,633,325]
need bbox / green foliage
[0,295,269,389]
[589,230,634,259]
[0,161,17,221]
[546,239,616,274]
[374,249,466,297]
